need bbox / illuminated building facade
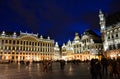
[99,10,120,59]
[0,31,60,63]
[61,30,102,61]
[54,42,60,60]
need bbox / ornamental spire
[74,32,80,41]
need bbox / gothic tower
[99,10,105,31]
[99,10,108,57]
[99,9,105,42]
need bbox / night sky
[0,0,120,45]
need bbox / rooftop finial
[55,42,58,47]
[13,32,17,38]
[99,9,102,14]
[75,32,78,36]
[74,32,80,41]
[40,35,43,39]
[1,31,5,36]
[13,32,16,35]
[47,36,50,40]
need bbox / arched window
[116,33,118,38]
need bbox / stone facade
[61,30,102,61]
[99,10,120,59]
[0,31,60,63]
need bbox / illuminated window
[112,35,114,39]
[118,43,120,49]
[24,41,25,45]
[9,46,11,50]
[23,47,25,51]
[32,47,34,51]
[16,56,18,59]
[20,46,22,50]
[113,44,115,49]
[26,47,28,51]
[13,46,15,50]
[5,40,8,43]
[2,40,4,45]
[5,46,7,50]
[13,40,15,44]
[29,42,31,45]
[21,41,22,44]
[116,33,118,38]
[26,41,28,45]
[35,42,36,45]
[17,40,19,44]
[108,36,110,39]
[88,46,89,49]
[32,42,34,46]
[16,46,19,50]
[9,40,11,44]
[12,56,14,59]
[38,48,39,51]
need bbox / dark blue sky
[0,0,120,45]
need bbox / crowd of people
[42,60,66,72]
[90,58,120,79]
[13,57,120,79]
[42,60,53,72]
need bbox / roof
[106,11,120,26]
[83,29,100,37]
[0,31,54,41]
[82,29,102,43]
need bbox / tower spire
[99,9,106,33]
[99,9,104,21]
[99,9,102,14]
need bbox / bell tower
[99,10,106,42]
[99,10,108,56]
[99,10,105,32]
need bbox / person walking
[60,60,65,70]
[90,59,97,79]
[95,59,102,79]
[48,60,52,72]
[101,57,108,75]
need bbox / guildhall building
[99,10,120,59]
[0,31,60,63]
[62,30,103,61]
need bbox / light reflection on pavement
[0,63,112,79]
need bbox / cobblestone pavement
[0,62,116,79]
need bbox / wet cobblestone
[0,63,116,79]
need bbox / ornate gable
[19,35,39,41]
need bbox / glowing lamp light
[118,54,120,56]
[27,56,30,60]
[6,56,8,60]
